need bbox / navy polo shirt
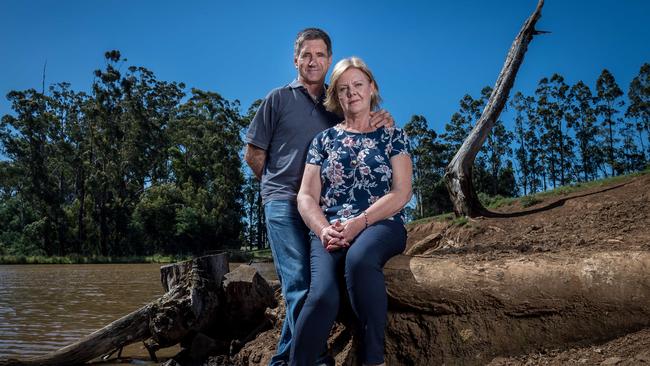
[246,79,341,204]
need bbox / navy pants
[290,219,407,365]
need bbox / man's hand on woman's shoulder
[369,110,394,129]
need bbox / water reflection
[0,264,164,359]
[0,261,277,361]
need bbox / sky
[1,0,649,133]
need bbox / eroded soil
[405,172,650,365]
[406,173,650,260]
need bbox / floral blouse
[306,125,411,225]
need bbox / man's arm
[244,144,267,180]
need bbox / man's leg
[265,200,311,366]
[290,235,343,366]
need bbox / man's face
[294,39,332,86]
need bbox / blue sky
[1,0,649,132]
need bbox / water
[0,264,171,361]
[0,261,277,362]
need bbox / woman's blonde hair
[324,57,382,117]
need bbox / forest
[1,50,648,259]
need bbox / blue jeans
[290,220,407,366]
[265,200,325,366]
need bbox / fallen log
[233,251,650,365]
[0,305,153,366]
[383,251,650,364]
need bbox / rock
[601,357,624,365]
[635,352,650,362]
[222,264,277,339]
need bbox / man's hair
[294,28,332,57]
[324,57,382,117]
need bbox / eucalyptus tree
[626,63,650,160]
[619,118,645,173]
[0,89,60,254]
[167,88,246,254]
[566,81,600,181]
[241,99,266,250]
[595,69,625,177]
[404,115,449,218]
[510,92,533,195]
[548,73,576,185]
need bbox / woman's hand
[320,222,348,252]
[339,216,366,244]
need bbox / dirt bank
[215,172,650,365]
[404,172,650,365]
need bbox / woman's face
[336,68,375,117]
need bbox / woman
[291,57,412,366]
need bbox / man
[245,28,392,365]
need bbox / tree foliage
[1,52,648,255]
[0,51,247,257]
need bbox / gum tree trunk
[444,0,545,217]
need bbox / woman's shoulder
[319,124,350,139]
[377,125,408,139]
[379,125,405,133]
[311,125,342,145]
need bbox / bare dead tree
[444,0,546,217]
[42,60,47,94]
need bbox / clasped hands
[319,216,365,252]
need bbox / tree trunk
[444,0,545,217]
[382,252,650,365]
[0,304,153,366]
[235,251,650,366]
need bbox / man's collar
[289,78,329,90]
[289,79,304,89]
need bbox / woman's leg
[290,235,344,366]
[344,220,407,365]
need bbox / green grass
[407,212,455,227]
[0,253,193,265]
[479,192,519,210]
[0,249,275,265]
[451,216,469,226]
[535,169,648,199]
[249,248,273,259]
[520,195,543,208]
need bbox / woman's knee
[306,281,340,311]
[346,246,379,273]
